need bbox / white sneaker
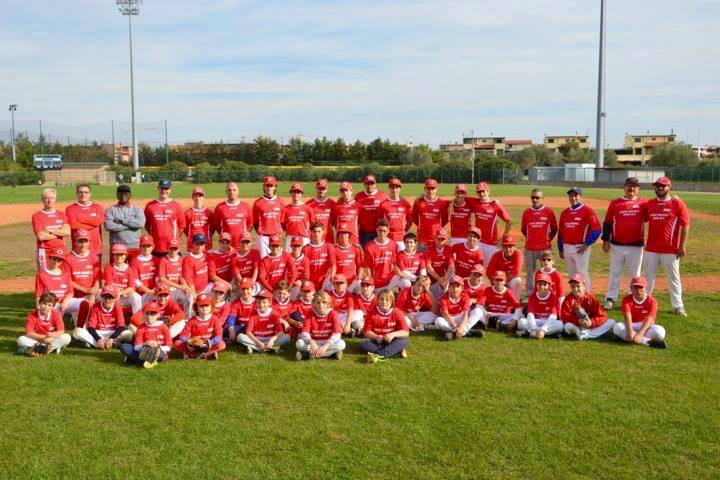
[603,299,614,310]
[674,307,688,317]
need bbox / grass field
[1,291,718,479]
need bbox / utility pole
[595,0,607,168]
[117,0,142,175]
[9,104,18,162]
[39,119,44,156]
[111,120,116,165]
[164,119,169,164]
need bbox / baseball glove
[187,337,210,352]
[289,311,305,323]
[138,344,162,363]
[575,306,590,320]
[30,342,50,356]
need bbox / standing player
[434,276,484,340]
[333,224,364,293]
[561,274,615,340]
[612,276,667,348]
[471,182,512,266]
[363,219,398,290]
[520,188,557,294]
[361,289,410,362]
[425,229,456,299]
[411,178,448,251]
[65,184,104,262]
[558,187,601,291]
[17,292,72,356]
[281,183,314,251]
[144,180,186,257]
[104,184,145,260]
[451,227,484,279]
[601,177,647,310]
[303,222,336,291]
[355,175,389,247]
[448,184,474,246]
[103,244,143,314]
[184,187,213,251]
[295,291,346,361]
[306,179,336,243]
[642,177,690,316]
[516,273,563,339]
[486,235,523,299]
[252,176,285,258]
[211,182,253,249]
[64,229,101,324]
[379,178,412,251]
[32,188,70,270]
[332,182,361,244]
[258,234,297,293]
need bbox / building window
[495,138,503,143]
[634,148,641,155]
[652,137,656,141]
[547,138,555,143]
[579,138,587,143]
[634,137,641,142]
[668,138,674,142]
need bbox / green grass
[1,291,718,479]
[1,183,719,215]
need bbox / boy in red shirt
[379,178,411,251]
[120,302,172,368]
[130,235,159,303]
[612,276,667,348]
[363,219,398,289]
[306,179,336,243]
[258,234,297,293]
[356,175,389,247]
[472,182,512,266]
[516,273,563,339]
[561,274,615,340]
[521,188,557,294]
[354,276,377,318]
[226,278,257,342]
[282,183,314,251]
[73,285,133,349]
[332,182,361,244]
[128,283,185,335]
[144,179,186,256]
[289,280,316,337]
[452,227,484,278]
[158,239,192,314]
[535,250,564,309]
[434,276,484,340]
[182,233,211,303]
[448,184,473,246]
[465,264,486,306]
[231,231,261,297]
[361,289,409,362]
[36,248,90,327]
[411,178,448,251]
[64,229,101,324]
[327,274,363,335]
[272,280,294,332]
[184,187,213,251]
[174,293,226,359]
[17,292,71,356]
[334,224,364,293]
[486,235,523,300]
[253,176,285,258]
[103,243,143,314]
[289,236,311,299]
[425,228,456,299]
[387,232,426,290]
[207,232,235,289]
[303,222,336,291]
[480,271,522,331]
[237,291,290,354]
[295,290,345,361]
[395,276,436,331]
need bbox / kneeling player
[361,289,410,362]
[395,276,436,331]
[174,293,225,359]
[73,285,132,349]
[612,276,667,348]
[516,273,563,339]
[237,291,290,354]
[120,302,172,368]
[434,276,484,340]
[561,274,615,340]
[295,291,345,361]
[17,292,71,356]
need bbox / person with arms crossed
[65,184,104,262]
[558,187,601,291]
[104,184,145,260]
[253,176,285,258]
[355,175,389,247]
[144,179,186,257]
[32,188,70,270]
[521,188,557,294]
[612,276,667,348]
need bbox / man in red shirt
[32,187,70,270]
[281,183,314,251]
[471,182,512,266]
[558,187,602,291]
[144,179,187,257]
[486,235,523,299]
[303,222,336,291]
[17,291,72,355]
[258,234,297,292]
[448,184,474,246]
[355,175,389,247]
[452,227,484,279]
[65,184,104,262]
[411,178,448,251]
[211,182,253,249]
[184,187,213,251]
[306,179,336,243]
[379,178,412,251]
[64,229,102,307]
[520,188,557,294]
[253,176,285,258]
[561,273,615,340]
[332,182,361,244]
[612,276,667,348]
[363,219,398,289]
[642,177,690,316]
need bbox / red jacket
[560,293,607,327]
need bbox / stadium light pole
[117,0,141,175]
[594,0,607,168]
[8,104,18,163]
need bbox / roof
[506,139,532,145]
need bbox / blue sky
[1,0,719,147]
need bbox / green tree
[402,145,433,165]
[329,138,347,164]
[604,149,620,167]
[347,140,367,164]
[565,148,593,164]
[649,143,698,167]
[255,136,281,165]
[161,160,188,172]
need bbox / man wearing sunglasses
[104,184,145,260]
[521,188,557,294]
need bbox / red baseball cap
[501,235,516,246]
[569,273,586,284]
[192,187,205,196]
[424,178,438,188]
[269,234,282,246]
[290,183,304,193]
[263,176,278,186]
[476,181,490,191]
[336,223,352,234]
[48,248,66,259]
[471,264,485,275]
[455,184,467,192]
[340,181,352,191]
[535,273,552,285]
[111,243,128,255]
[155,284,171,295]
[653,176,672,188]
[255,290,272,300]
[363,175,377,184]
[75,229,90,240]
[493,271,507,281]
[630,276,648,288]
[316,179,328,189]
[213,282,229,293]
[168,239,179,249]
[239,278,254,290]
[139,235,154,247]
[300,280,316,292]
[219,232,232,242]
[449,275,464,285]
[332,274,347,284]
[101,285,117,297]
[143,302,161,313]
[468,227,482,238]
[195,293,212,306]
[388,178,402,187]
[290,236,304,246]
[435,228,448,239]
[360,276,375,286]
[240,231,252,242]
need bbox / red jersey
[560,293,607,327]
[644,197,690,254]
[412,196,448,245]
[395,288,434,313]
[302,309,342,340]
[480,286,520,314]
[464,279,485,304]
[272,299,294,319]
[536,269,564,299]
[252,196,285,235]
[332,200,361,243]
[306,197,336,242]
[158,255,183,284]
[211,201,253,248]
[425,245,455,278]
[144,199,186,253]
[303,242,336,287]
[328,289,354,314]
[32,209,68,250]
[130,254,159,291]
[258,252,297,291]
[134,322,172,348]
[87,302,125,330]
[231,249,260,279]
[620,294,658,324]
[130,299,185,327]
[363,306,408,335]
[559,204,601,245]
[291,253,310,281]
[449,201,473,239]
[379,198,412,242]
[355,190,389,234]
[486,250,523,279]
[439,293,471,316]
[26,309,64,335]
[182,253,209,292]
[394,250,426,276]
[471,199,511,245]
[364,239,398,288]
[184,206,213,251]
[103,263,139,291]
[526,291,559,318]
[521,206,558,251]
[64,251,101,297]
[247,309,283,337]
[230,298,256,327]
[65,202,104,255]
[208,250,234,282]
[292,299,315,320]
[180,315,222,339]
[281,203,314,237]
[603,197,646,246]
[334,244,364,284]
[212,301,232,327]
[354,293,376,315]
[452,243,484,278]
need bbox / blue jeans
[360,337,409,358]
[120,343,168,365]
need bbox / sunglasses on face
[531,196,542,200]
[541,258,553,261]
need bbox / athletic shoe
[206,351,219,360]
[246,346,254,354]
[269,345,282,354]
[516,330,529,338]
[366,352,376,364]
[143,361,157,369]
[334,350,343,361]
[444,332,455,341]
[674,307,688,317]
[604,299,614,310]
[17,347,31,356]
[399,349,408,359]
[650,339,668,349]
[295,351,304,361]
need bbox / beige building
[101,144,133,164]
[615,133,676,165]
[543,135,590,152]
[439,143,465,152]
[461,136,532,156]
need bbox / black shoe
[487,315,500,330]
[650,339,668,349]
[550,331,563,339]
[515,330,530,338]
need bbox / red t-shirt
[355,190,389,234]
[644,197,690,254]
[334,244,364,284]
[526,291,558,318]
[412,197,448,245]
[87,302,125,330]
[130,254,159,291]
[246,309,283,337]
[395,288,434,313]
[253,196,285,235]
[292,299,315,320]
[379,198,412,242]
[452,242,484,278]
[144,199,186,253]
[302,309,342,340]
[258,252,297,292]
[354,293,376,315]
[303,242,336,287]
[26,309,64,335]
[231,249,260,279]
[328,289,355,314]
[394,250,426,276]
[486,250,523,279]
[208,250,235,282]
[130,300,185,327]
[464,278,485,304]
[281,203,314,237]
[521,206,558,251]
[64,251,101,297]
[158,255,183,284]
[535,269,564,299]
[185,207,213,251]
[439,293,471,316]
[306,197,336,242]
[292,253,310,282]
[471,199,511,245]
[180,315,222,339]
[65,202,104,255]
[620,294,658,324]
[425,245,455,278]
[560,293,607,327]
[134,322,172,348]
[363,306,408,334]
[212,302,232,327]
[603,197,647,246]
[272,299,294,319]
[480,286,520,314]
[364,239,398,287]
[332,200,361,243]
[230,298,257,327]
[449,201,473,239]
[559,204,601,245]
[103,263,139,291]
[32,209,68,250]
[211,201,253,248]
[182,253,209,292]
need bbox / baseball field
[1,182,718,479]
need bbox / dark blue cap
[192,233,207,244]
[566,187,583,195]
[159,179,172,188]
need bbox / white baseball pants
[517,314,563,335]
[72,328,133,348]
[17,334,71,351]
[643,252,684,309]
[256,235,271,259]
[434,308,483,335]
[338,310,364,331]
[405,311,438,331]
[295,338,346,357]
[613,321,666,345]
[563,319,616,340]
[606,245,643,301]
[563,244,593,291]
[237,333,291,352]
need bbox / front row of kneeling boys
[17,269,667,368]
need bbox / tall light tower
[595,0,607,168]
[8,104,18,163]
[116,0,141,175]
